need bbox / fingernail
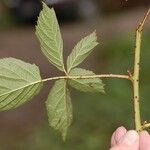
[121,130,139,146]
[115,126,127,134]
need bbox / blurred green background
[0,0,150,150]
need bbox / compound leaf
[46,79,73,140]
[67,31,98,73]
[69,68,105,93]
[0,58,43,111]
[36,3,65,72]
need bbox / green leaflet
[0,58,42,111]
[69,68,105,93]
[36,3,65,72]
[46,79,73,140]
[67,31,98,73]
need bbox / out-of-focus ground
[0,3,150,150]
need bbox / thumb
[110,130,139,150]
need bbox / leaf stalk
[42,74,131,83]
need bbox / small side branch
[141,122,150,130]
[137,9,150,32]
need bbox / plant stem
[133,31,141,131]
[132,9,150,131]
[42,74,131,83]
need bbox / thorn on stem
[127,70,132,77]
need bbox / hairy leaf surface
[36,3,65,72]
[0,58,42,111]
[67,32,98,73]
[46,79,72,140]
[69,68,105,93]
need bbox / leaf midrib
[0,80,42,97]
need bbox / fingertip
[120,130,139,146]
[115,126,127,141]
[140,130,150,149]
[111,126,127,146]
[115,126,127,135]
[140,130,149,137]
[111,131,117,146]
